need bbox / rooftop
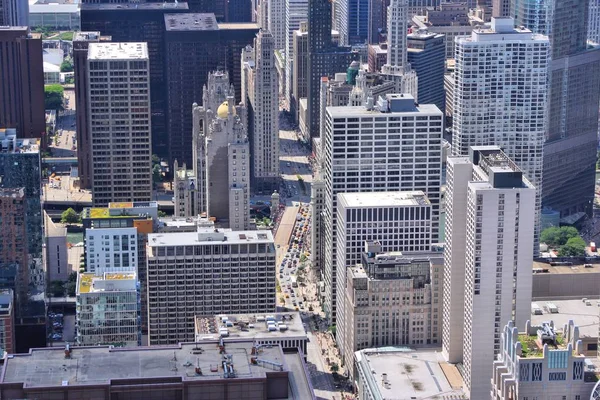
[164,13,218,31]
[81,2,189,11]
[355,347,465,399]
[77,272,137,295]
[337,191,430,209]
[530,299,599,340]
[0,187,25,198]
[327,97,441,116]
[147,229,274,247]
[73,32,101,42]
[532,260,600,274]
[1,341,287,387]
[0,129,39,154]
[195,313,306,341]
[88,42,148,60]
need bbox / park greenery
[60,208,80,224]
[558,237,587,257]
[60,57,73,73]
[48,273,77,297]
[541,226,586,257]
[44,84,64,111]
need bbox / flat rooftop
[532,260,600,274]
[355,347,465,399]
[337,190,430,208]
[147,229,274,247]
[78,272,137,295]
[88,42,148,60]
[196,312,306,341]
[73,32,102,42]
[327,102,441,116]
[165,13,218,31]
[530,299,599,340]
[81,2,189,11]
[1,341,286,387]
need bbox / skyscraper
[0,0,29,26]
[87,42,152,207]
[267,0,287,50]
[407,29,445,113]
[335,0,370,45]
[291,22,309,120]
[452,17,549,249]
[164,13,258,166]
[590,0,600,44]
[0,27,45,140]
[514,0,600,219]
[284,0,308,108]
[241,30,281,193]
[320,94,442,322]
[442,146,535,399]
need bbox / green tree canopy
[152,164,162,183]
[541,226,579,247]
[558,236,587,257]
[61,207,79,224]
[60,57,73,73]
[44,84,64,111]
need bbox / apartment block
[339,243,443,371]
[76,272,141,346]
[43,211,68,282]
[87,42,152,207]
[492,320,600,400]
[443,146,535,399]
[85,228,138,275]
[146,229,276,345]
[0,27,45,140]
[452,17,549,250]
[320,94,442,322]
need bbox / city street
[49,89,77,157]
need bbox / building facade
[43,211,68,282]
[173,161,200,218]
[340,244,443,371]
[0,188,28,306]
[0,28,45,140]
[284,0,308,108]
[406,29,445,113]
[320,94,442,322]
[85,228,138,275]
[164,13,258,166]
[442,146,535,399]
[192,71,251,230]
[451,18,549,250]
[0,290,14,355]
[241,30,281,193]
[146,229,276,344]
[291,22,309,121]
[76,272,141,346]
[0,0,28,26]
[590,0,600,44]
[267,0,286,50]
[87,43,152,207]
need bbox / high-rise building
[514,0,600,219]
[146,229,276,345]
[407,29,445,113]
[0,290,14,355]
[0,0,29,26]
[85,228,138,274]
[76,272,141,346]
[43,211,68,283]
[192,71,251,230]
[241,30,281,193]
[291,22,309,120]
[73,31,111,189]
[0,28,45,140]
[284,0,308,108]
[492,0,510,17]
[452,17,549,249]
[320,94,442,322]
[87,42,152,207]
[267,0,286,50]
[368,0,389,44]
[590,0,600,44]
[227,0,253,22]
[339,242,443,372]
[335,0,369,45]
[173,161,200,218]
[442,146,535,399]
[164,13,258,166]
[0,188,28,305]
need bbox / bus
[291,275,298,288]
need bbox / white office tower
[335,191,433,358]
[380,0,418,98]
[85,227,138,274]
[268,0,287,50]
[285,0,308,106]
[76,272,141,346]
[87,43,152,207]
[442,146,535,399]
[590,0,600,44]
[241,30,281,193]
[452,17,549,251]
[192,70,251,230]
[320,94,442,322]
[146,229,276,344]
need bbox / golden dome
[216,101,236,119]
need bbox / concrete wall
[532,272,600,299]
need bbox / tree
[61,208,80,224]
[152,154,160,165]
[559,236,587,257]
[152,164,162,183]
[48,281,65,297]
[158,210,167,218]
[541,226,579,247]
[60,57,73,73]
[330,363,339,374]
[44,84,64,111]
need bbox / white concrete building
[267,0,287,51]
[339,242,443,370]
[76,272,141,346]
[442,146,536,399]
[451,17,549,249]
[146,229,276,345]
[173,160,200,218]
[492,319,600,400]
[85,227,138,275]
[241,30,280,193]
[320,93,443,322]
[590,0,600,45]
[87,42,152,207]
[192,71,251,231]
[284,0,308,107]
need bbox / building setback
[164,13,258,166]
[87,42,152,207]
[0,27,45,140]
[146,229,276,345]
[443,146,535,399]
[73,31,111,189]
[319,94,442,322]
[80,2,189,158]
